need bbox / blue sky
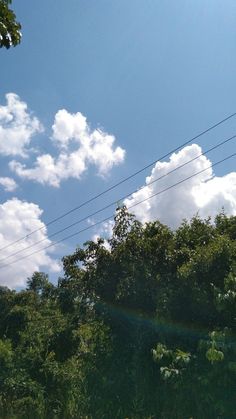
[1,0,236,287]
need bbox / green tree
[61,208,236,418]
[0,208,236,417]
[0,0,21,49]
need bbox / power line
[0,133,235,264]
[1,150,236,270]
[0,111,236,254]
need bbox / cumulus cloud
[0,198,61,288]
[10,108,125,187]
[124,144,236,228]
[0,93,43,156]
[52,109,87,148]
[0,177,17,192]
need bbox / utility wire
[1,150,236,270]
[0,111,236,254]
[0,133,235,264]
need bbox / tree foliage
[0,209,236,417]
[0,0,21,49]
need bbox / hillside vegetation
[0,207,236,418]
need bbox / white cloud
[9,153,86,188]
[52,109,87,148]
[124,144,236,228]
[0,93,43,157]
[0,198,60,288]
[10,108,125,187]
[0,177,17,192]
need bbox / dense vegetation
[0,207,236,418]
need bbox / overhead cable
[1,150,235,270]
[0,133,235,264]
[0,111,236,253]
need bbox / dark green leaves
[0,209,236,417]
[0,0,21,49]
